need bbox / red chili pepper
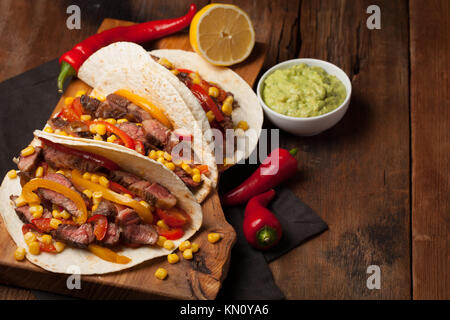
[189,83,224,122]
[88,214,108,241]
[243,189,282,250]
[58,4,197,92]
[109,181,134,197]
[221,148,298,206]
[88,120,135,150]
[39,138,120,171]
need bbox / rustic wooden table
[0,0,447,300]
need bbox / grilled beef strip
[121,224,158,245]
[92,199,117,221]
[99,222,121,246]
[108,170,141,188]
[42,144,101,172]
[116,208,141,226]
[128,180,176,209]
[116,122,147,147]
[126,103,152,122]
[17,147,42,173]
[47,118,92,138]
[173,167,201,188]
[10,195,51,223]
[52,223,95,248]
[80,95,101,116]
[141,119,170,148]
[95,101,128,119]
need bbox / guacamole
[262,63,346,117]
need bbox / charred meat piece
[42,144,101,172]
[126,103,152,122]
[128,181,151,200]
[17,147,42,173]
[48,117,69,131]
[92,199,117,220]
[10,195,51,224]
[116,208,141,226]
[122,224,158,245]
[109,170,141,188]
[48,117,92,138]
[106,94,130,110]
[95,101,128,119]
[142,119,170,148]
[80,95,101,116]
[100,222,121,246]
[145,183,176,209]
[116,122,147,146]
[53,224,95,248]
[174,167,201,188]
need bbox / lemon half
[189,4,255,66]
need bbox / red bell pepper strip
[88,120,135,150]
[39,138,120,171]
[243,189,282,250]
[109,181,134,197]
[40,242,57,253]
[189,83,224,122]
[157,226,184,240]
[58,4,197,92]
[134,140,145,155]
[31,218,54,233]
[88,214,108,241]
[156,207,191,228]
[22,223,41,234]
[221,148,298,206]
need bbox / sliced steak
[106,94,130,110]
[174,167,201,188]
[145,183,176,209]
[142,119,170,148]
[95,101,128,119]
[109,170,141,188]
[128,180,151,200]
[92,199,117,220]
[41,173,90,206]
[53,224,95,248]
[17,147,42,173]
[116,208,141,226]
[126,103,152,122]
[42,144,101,172]
[116,122,147,146]
[48,117,69,131]
[10,195,38,224]
[80,95,101,116]
[100,222,121,246]
[122,224,158,245]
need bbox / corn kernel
[156,236,167,247]
[99,176,109,188]
[55,170,65,176]
[163,240,175,250]
[54,241,65,253]
[208,86,219,98]
[92,191,103,204]
[221,102,233,116]
[155,268,167,280]
[189,73,201,85]
[75,90,86,97]
[139,200,151,209]
[34,166,44,178]
[156,157,165,164]
[14,195,27,207]
[7,170,17,179]
[60,210,71,220]
[82,189,92,199]
[82,172,91,180]
[163,152,172,161]
[181,163,192,174]
[50,218,62,229]
[191,243,199,253]
[80,114,92,121]
[224,95,234,105]
[148,150,157,160]
[89,124,97,134]
[93,134,103,141]
[206,110,215,122]
[91,204,98,212]
[57,130,69,136]
[105,118,117,125]
[24,232,37,244]
[192,168,200,176]
[64,97,74,105]
[30,205,43,219]
[235,120,249,131]
[44,127,54,134]
[208,233,221,243]
[107,134,118,143]
[21,146,35,157]
[91,174,100,184]
[183,249,193,260]
[165,162,175,171]
[28,241,40,255]
[192,174,201,183]
[179,240,191,252]
[41,234,52,244]
[14,247,26,261]
[167,253,179,264]
[171,69,180,76]
[124,193,132,199]
[52,209,62,219]
[156,150,165,158]
[95,124,107,135]
[157,220,169,229]
[158,57,173,69]
[117,118,128,124]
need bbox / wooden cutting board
[0,19,266,300]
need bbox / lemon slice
[189,4,255,66]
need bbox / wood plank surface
[410,0,449,300]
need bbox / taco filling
[46,91,208,190]
[11,138,192,263]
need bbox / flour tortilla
[0,131,202,275]
[148,49,263,167]
[76,42,217,202]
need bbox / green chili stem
[57,61,76,93]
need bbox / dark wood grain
[410,0,449,300]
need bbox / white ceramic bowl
[257,58,352,136]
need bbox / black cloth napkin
[0,60,328,300]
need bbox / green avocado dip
[262,63,346,117]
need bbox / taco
[146,49,263,170]
[0,131,202,274]
[45,42,217,203]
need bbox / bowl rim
[257,58,352,122]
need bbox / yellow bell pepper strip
[21,178,88,225]
[88,244,131,264]
[71,170,153,224]
[114,89,172,129]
